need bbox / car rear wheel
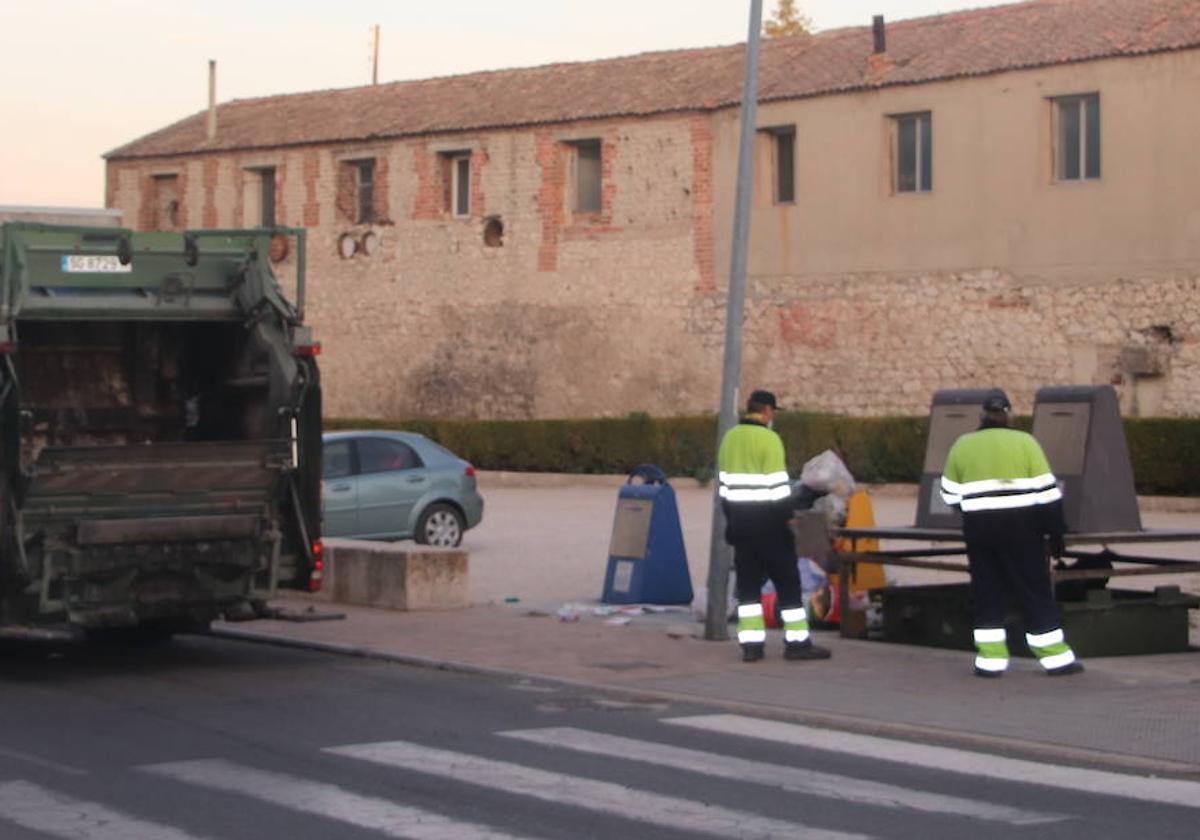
[415,503,465,547]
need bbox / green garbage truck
[0,223,323,639]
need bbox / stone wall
[105,49,1200,420]
[741,270,1199,417]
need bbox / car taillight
[308,540,324,592]
[294,342,322,357]
[465,465,476,478]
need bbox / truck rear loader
[0,224,322,639]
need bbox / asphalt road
[0,634,1196,839]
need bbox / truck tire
[415,503,465,548]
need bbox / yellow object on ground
[832,490,887,592]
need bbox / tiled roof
[107,0,1200,160]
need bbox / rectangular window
[570,139,602,214]
[894,112,932,193]
[1055,94,1100,181]
[773,128,796,204]
[449,153,471,217]
[355,159,376,223]
[257,167,276,227]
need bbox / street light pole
[704,0,763,640]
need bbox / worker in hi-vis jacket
[940,389,1083,678]
[718,390,831,663]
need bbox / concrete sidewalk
[214,595,1200,778]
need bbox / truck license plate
[60,254,131,273]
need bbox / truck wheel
[415,503,464,547]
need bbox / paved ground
[216,474,1200,776]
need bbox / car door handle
[406,476,426,483]
[330,483,352,491]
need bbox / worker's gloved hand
[1047,534,1066,560]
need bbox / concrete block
[316,539,468,610]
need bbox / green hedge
[326,413,1200,496]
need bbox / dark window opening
[571,139,602,213]
[894,112,932,194]
[1056,94,1100,181]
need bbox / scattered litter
[665,623,695,639]
[556,604,582,622]
[592,606,616,617]
[524,609,551,618]
[642,605,688,614]
[503,597,521,604]
[616,605,644,616]
[604,616,632,626]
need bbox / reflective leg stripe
[780,607,810,644]
[1026,627,1075,670]
[1037,649,1076,670]
[1026,629,1064,648]
[974,655,1008,672]
[738,603,766,645]
[973,627,1009,669]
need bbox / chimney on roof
[872,15,886,54]
[206,59,217,140]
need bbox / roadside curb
[208,625,1200,780]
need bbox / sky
[1,0,1009,208]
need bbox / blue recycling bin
[601,464,694,605]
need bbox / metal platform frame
[831,527,1200,638]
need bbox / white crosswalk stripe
[0,779,214,840]
[665,714,1200,810]
[141,758,528,840]
[499,726,1064,826]
[325,739,872,840]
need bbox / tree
[763,0,813,37]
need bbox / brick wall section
[535,133,564,272]
[411,144,442,221]
[303,150,321,227]
[232,165,245,226]
[690,116,716,294]
[202,157,219,229]
[136,174,156,231]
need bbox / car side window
[323,440,353,479]
[357,438,424,474]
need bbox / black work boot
[1046,661,1085,677]
[784,641,831,661]
[973,666,1004,679]
[741,643,765,663]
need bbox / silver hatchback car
[321,430,484,547]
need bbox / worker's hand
[1047,534,1066,560]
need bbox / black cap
[747,390,780,410]
[981,389,1011,412]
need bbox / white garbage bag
[799,449,856,497]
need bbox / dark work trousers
[732,525,804,610]
[966,539,1062,634]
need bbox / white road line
[664,714,1200,810]
[0,780,214,840]
[142,758,528,840]
[500,726,1063,825]
[325,739,871,840]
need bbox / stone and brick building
[105,0,1200,420]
